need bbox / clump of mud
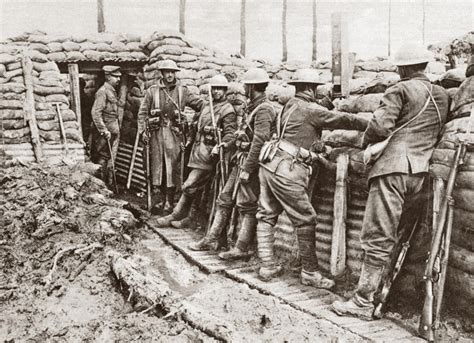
[0,163,208,341]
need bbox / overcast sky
[0,0,472,62]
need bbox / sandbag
[1,119,28,130]
[46,42,63,53]
[37,120,79,131]
[126,42,141,51]
[35,101,68,111]
[0,127,31,139]
[179,79,195,87]
[0,109,24,120]
[322,129,363,148]
[336,94,383,113]
[177,60,206,71]
[0,100,23,109]
[197,69,218,80]
[0,53,21,65]
[0,82,25,94]
[45,94,69,104]
[452,208,474,251]
[29,43,50,54]
[66,51,86,61]
[110,41,127,53]
[26,50,48,63]
[450,244,474,274]
[157,53,197,63]
[181,46,203,56]
[453,187,474,212]
[6,62,22,71]
[36,79,63,88]
[95,42,114,52]
[0,92,24,101]
[39,70,61,80]
[447,266,474,303]
[40,129,83,143]
[47,52,67,62]
[34,85,66,96]
[130,51,147,60]
[146,38,188,51]
[150,45,183,59]
[202,56,232,66]
[11,76,25,84]
[33,61,59,72]
[205,62,223,71]
[355,59,396,72]
[36,109,76,121]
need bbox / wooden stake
[330,152,348,276]
[331,12,350,98]
[68,64,83,140]
[21,54,43,162]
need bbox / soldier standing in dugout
[255,68,369,287]
[154,74,237,227]
[90,65,122,183]
[331,44,449,320]
[187,68,277,256]
[138,60,203,214]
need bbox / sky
[0,0,472,63]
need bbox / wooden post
[312,0,317,61]
[117,73,128,128]
[68,64,82,140]
[179,0,186,35]
[97,0,106,33]
[240,0,246,56]
[331,12,350,98]
[388,0,392,56]
[282,0,288,62]
[330,153,348,277]
[21,54,43,162]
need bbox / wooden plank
[21,54,42,161]
[331,12,350,98]
[331,152,348,276]
[68,64,82,139]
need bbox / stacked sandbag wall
[430,115,474,316]
[0,45,84,164]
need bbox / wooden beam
[331,12,350,98]
[97,0,106,33]
[21,54,43,162]
[68,64,83,140]
[57,61,146,74]
[330,152,348,277]
[240,0,246,56]
[117,73,128,128]
[179,0,186,35]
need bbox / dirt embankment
[0,164,210,342]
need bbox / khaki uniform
[257,91,368,272]
[137,79,203,188]
[361,73,449,267]
[90,82,119,163]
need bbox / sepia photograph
[0,0,473,341]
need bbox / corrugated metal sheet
[115,141,146,192]
[274,166,368,276]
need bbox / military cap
[103,65,121,76]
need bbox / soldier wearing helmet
[187,68,278,254]
[256,68,369,287]
[332,43,450,320]
[154,74,237,227]
[138,59,203,214]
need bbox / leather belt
[278,139,312,160]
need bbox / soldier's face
[244,84,251,98]
[108,75,120,87]
[162,70,176,84]
[211,87,226,101]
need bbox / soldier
[138,60,203,214]
[331,44,449,320]
[155,74,237,227]
[255,69,369,287]
[188,68,277,255]
[90,65,121,182]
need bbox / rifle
[208,84,227,186]
[419,107,474,341]
[144,117,152,211]
[373,218,419,319]
[126,130,140,190]
[227,153,245,245]
[106,137,118,194]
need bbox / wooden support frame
[21,54,43,162]
[68,64,83,139]
[331,12,351,98]
[330,152,349,276]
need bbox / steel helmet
[209,74,229,88]
[439,68,466,84]
[393,43,432,66]
[288,68,325,85]
[242,68,270,84]
[157,59,180,71]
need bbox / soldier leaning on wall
[154,74,237,228]
[90,65,122,183]
[137,60,203,214]
[331,43,450,320]
[255,68,369,286]
[187,68,277,257]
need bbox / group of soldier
[89,41,468,320]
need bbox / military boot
[163,187,175,214]
[257,221,282,281]
[218,214,256,260]
[154,193,192,227]
[296,225,335,289]
[171,205,199,230]
[188,206,231,251]
[331,262,384,320]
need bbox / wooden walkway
[151,224,423,342]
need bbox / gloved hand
[102,130,111,140]
[142,132,150,144]
[211,142,227,156]
[180,142,186,152]
[239,170,250,184]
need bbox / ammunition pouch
[258,138,280,164]
[277,139,319,166]
[202,125,217,145]
[236,140,251,151]
[148,116,162,131]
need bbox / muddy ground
[1,164,473,342]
